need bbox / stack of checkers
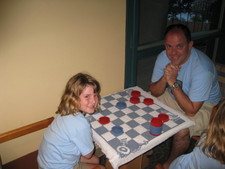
[130,90,141,104]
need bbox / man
[149,24,221,169]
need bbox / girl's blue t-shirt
[151,47,221,103]
[37,113,94,169]
[169,135,225,169]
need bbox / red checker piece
[131,90,141,97]
[130,97,140,104]
[150,117,163,136]
[143,98,154,105]
[99,116,110,124]
[158,113,169,122]
[150,117,163,127]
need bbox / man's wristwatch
[170,81,180,91]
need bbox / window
[167,0,221,32]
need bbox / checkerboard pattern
[87,88,186,158]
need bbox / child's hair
[201,99,225,164]
[56,72,101,116]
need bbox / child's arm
[82,149,94,159]
[80,154,103,168]
[81,150,100,164]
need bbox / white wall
[0,0,126,164]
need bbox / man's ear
[189,40,194,48]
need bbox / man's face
[164,30,193,66]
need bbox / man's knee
[174,128,190,140]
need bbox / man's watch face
[173,82,179,88]
[168,80,183,96]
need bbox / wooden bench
[0,117,54,169]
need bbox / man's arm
[149,76,167,97]
[165,64,203,116]
[171,85,203,116]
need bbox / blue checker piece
[111,126,123,136]
[116,101,127,109]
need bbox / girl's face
[79,85,99,114]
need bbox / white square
[133,125,147,134]
[126,102,133,107]
[120,123,132,132]
[104,123,114,131]
[110,99,118,106]
[165,121,177,128]
[91,121,102,129]
[102,131,115,141]
[136,102,145,109]
[112,93,121,99]
[136,109,147,116]
[150,104,160,110]
[120,115,132,123]
[133,135,148,144]
[92,113,102,119]
[123,108,133,114]
[108,107,118,113]
[108,114,118,121]
[134,116,146,124]
[149,110,159,117]
[101,98,107,104]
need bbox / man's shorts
[158,90,216,137]
[74,162,88,169]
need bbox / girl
[38,73,105,169]
[169,99,225,169]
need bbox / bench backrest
[0,117,54,169]
[0,117,54,144]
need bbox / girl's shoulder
[55,113,87,125]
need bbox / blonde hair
[56,73,101,116]
[201,99,225,164]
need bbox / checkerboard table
[86,86,195,169]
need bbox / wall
[0,0,126,163]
